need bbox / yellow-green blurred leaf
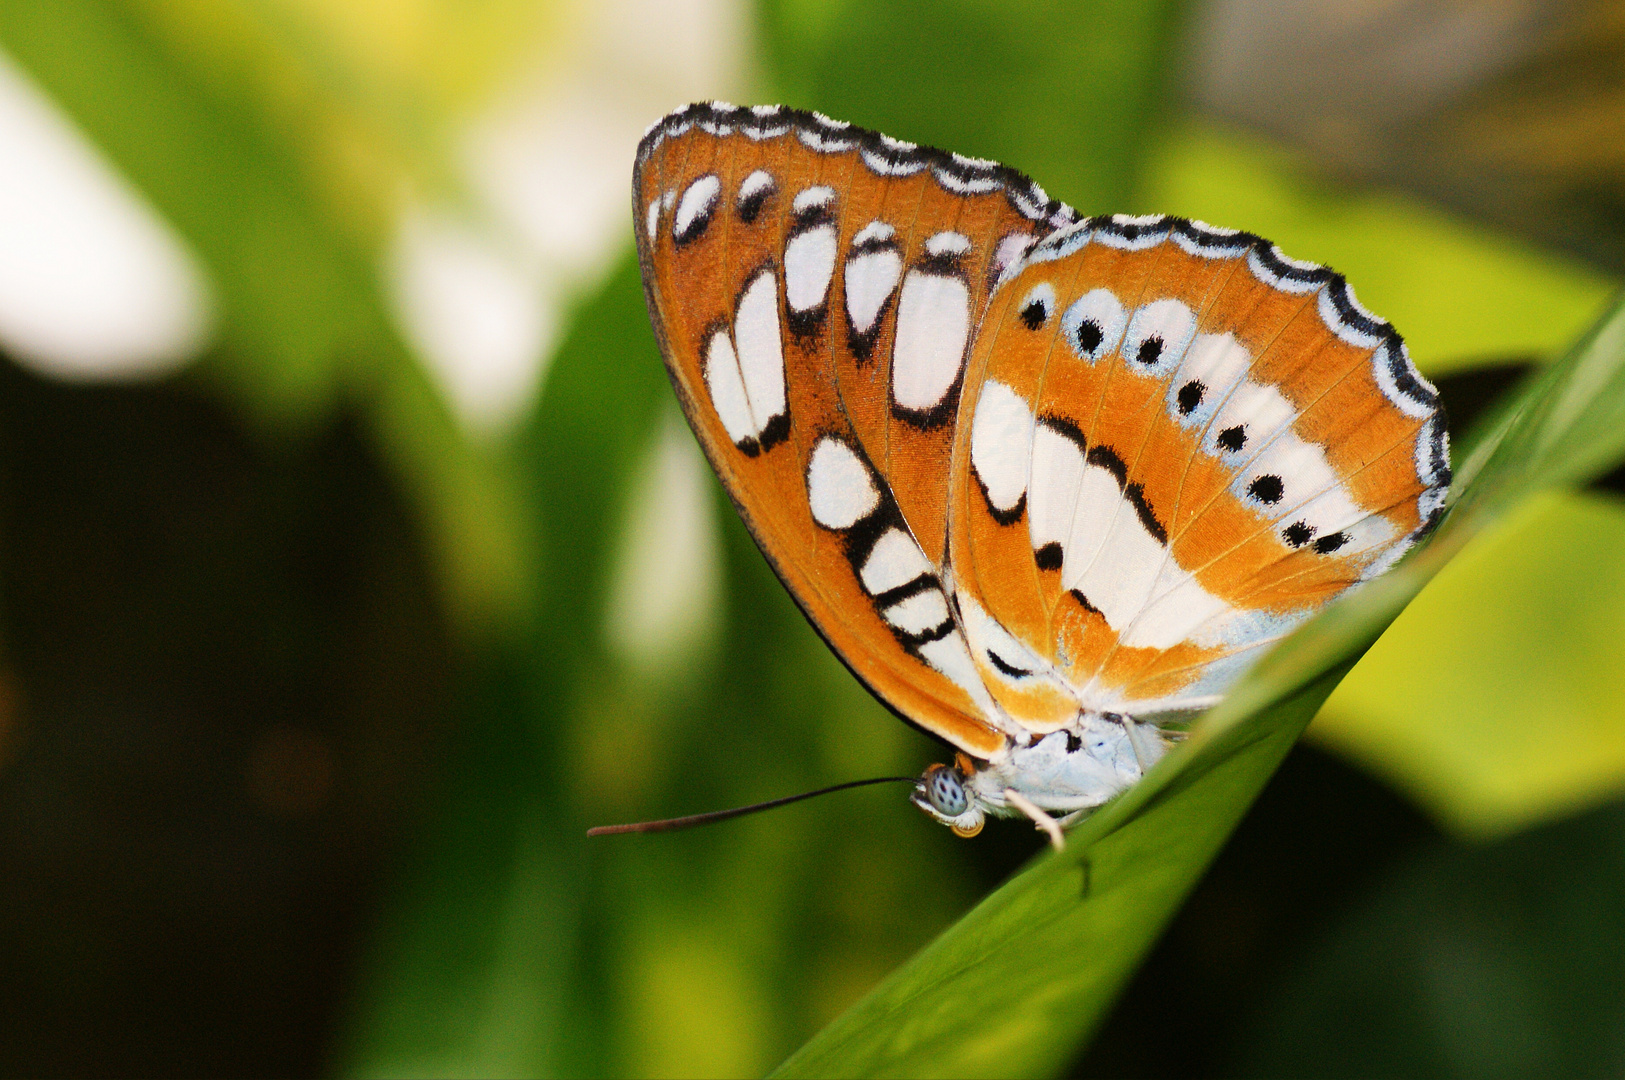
[1137,120,1619,374]
[1313,489,1625,841]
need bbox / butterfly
[632,102,1449,841]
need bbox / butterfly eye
[926,767,969,818]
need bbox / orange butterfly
[632,103,1449,841]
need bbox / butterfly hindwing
[950,216,1449,717]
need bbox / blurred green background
[0,0,1622,1076]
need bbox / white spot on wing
[925,231,971,257]
[807,438,879,529]
[785,225,837,312]
[1122,297,1196,376]
[1210,380,1295,459]
[734,270,785,425]
[1051,464,1238,651]
[738,169,774,206]
[892,271,970,412]
[792,186,835,213]
[883,589,950,636]
[845,248,903,335]
[674,175,720,240]
[1018,282,1055,323]
[970,381,1034,515]
[1063,463,1164,627]
[958,592,1051,683]
[1029,423,1084,552]
[1060,288,1127,362]
[645,198,660,242]
[704,329,754,446]
[1169,333,1250,428]
[853,220,895,246]
[916,630,1000,719]
[861,528,933,596]
[1120,565,1234,650]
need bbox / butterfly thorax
[910,711,1169,835]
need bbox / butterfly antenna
[587,776,916,836]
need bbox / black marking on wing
[987,649,1034,680]
[1084,445,1167,545]
[738,183,773,224]
[1248,474,1285,505]
[1313,530,1348,554]
[1177,380,1205,415]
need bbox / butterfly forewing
[634,104,1076,756]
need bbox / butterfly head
[911,753,987,837]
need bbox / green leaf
[771,297,1625,1078]
[1315,489,1625,841]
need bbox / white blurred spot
[394,0,748,432]
[388,206,553,432]
[0,49,212,380]
[605,407,722,675]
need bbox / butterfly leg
[1004,788,1066,852]
[1120,715,1154,776]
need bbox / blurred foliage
[1317,489,1625,840]
[1138,120,1617,374]
[0,0,536,630]
[1188,0,1625,275]
[0,1,1624,1078]
[1240,795,1625,1077]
